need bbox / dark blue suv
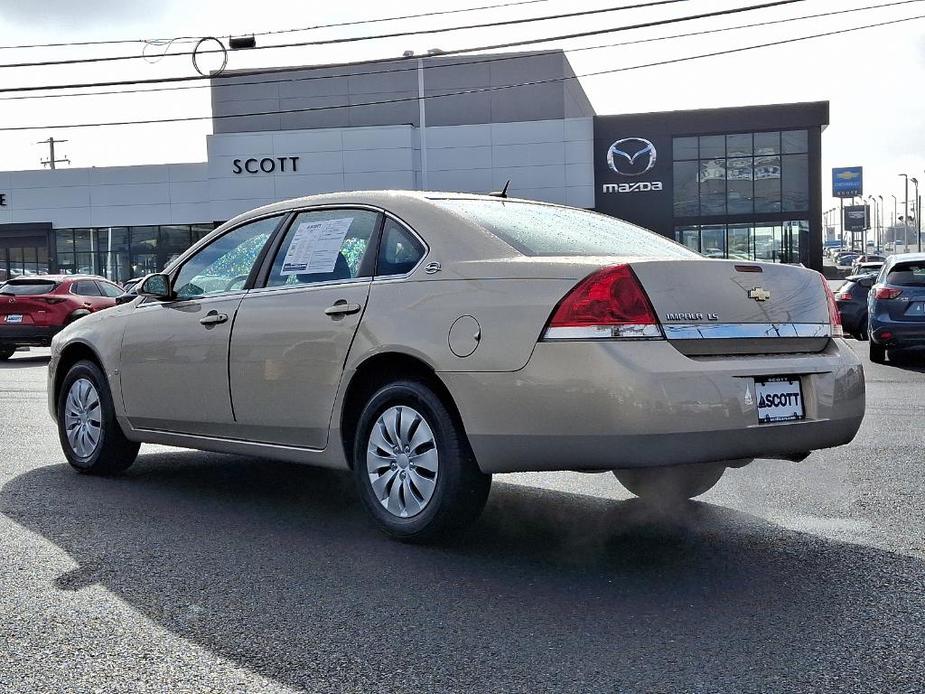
[868,254,925,363]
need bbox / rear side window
[376,218,425,276]
[96,281,124,298]
[71,281,102,296]
[266,209,379,287]
[886,263,925,287]
[434,199,697,258]
[0,280,58,295]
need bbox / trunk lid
[630,259,831,356]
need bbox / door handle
[199,311,229,326]
[324,301,362,317]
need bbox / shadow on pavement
[3,451,924,692]
[884,348,925,373]
[0,355,50,368]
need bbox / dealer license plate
[755,377,804,424]
[4,314,22,323]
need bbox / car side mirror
[114,292,136,305]
[137,273,173,300]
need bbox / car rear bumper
[0,324,61,347]
[440,338,865,474]
[869,314,925,346]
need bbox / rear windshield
[0,279,58,295]
[887,263,925,287]
[434,199,697,258]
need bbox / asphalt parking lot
[1,345,924,693]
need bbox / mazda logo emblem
[606,137,657,176]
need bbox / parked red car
[0,275,124,360]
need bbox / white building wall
[0,117,594,229]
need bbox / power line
[0,0,815,93]
[0,0,557,51]
[0,0,722,70]
[0,0,915,103]
[0,12,920,132]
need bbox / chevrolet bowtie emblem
[748,287,771,302]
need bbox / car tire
[857,314,868,341]
[613,463,725,502]
[0,345,14,361]
[352,379,491,542]
[869,342,886,364]
[57,359,139,475]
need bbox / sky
[0,0,923,217]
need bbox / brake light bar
[543,264,663,340]
[820,275,844,338]
[874,287,902,300]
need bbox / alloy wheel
[366,405,439,518]
[64,378,102,459]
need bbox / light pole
[900,174,910,250]
[913,177,921,252]
[878,195,884,250]
[867,195,878,252]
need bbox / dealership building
[0,50,828,281]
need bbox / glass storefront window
[726,158,753,215]
[673,130,810,220]
[675,226,700,253]
[754,156,782,213]
[700,225,726,258]
[727,224,752,261]
[673,161,699,216]
[781,154,809,213]
[699,159,726,215]
[673,137,698,161]
[673,222,808,264]
[754,132,780,155]
[726,133,752,157]
[159,225,193,270]
[699,135,725,159]
[781,130,808,154]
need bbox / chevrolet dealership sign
[832,166,863,198]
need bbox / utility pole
[37,137,70,169]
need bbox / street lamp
[900,174,910,250]
[878,195,884,250]
[867,195,878,251]
[913,177,921,252]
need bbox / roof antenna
[489,179,511,198]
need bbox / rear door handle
[324,301,362,317]
[199,311,229,326]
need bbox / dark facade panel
[593,102,829,270]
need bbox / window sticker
[280,217,354,275]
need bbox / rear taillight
[543,264,663,340]
[834,289,851,302]
[821,275,844,338]
[874,287,902,300]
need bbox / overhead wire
[0,0,916,103]
[0,11,920,132]
[0,0,819,93]
[0,0,558,50]
[0,0,766,70]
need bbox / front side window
[436,199,697,258]
[174,216,281,300]
[97,281,124,298]
[72,280,102,297]
[266,209,379,287]
[376,219,425,276]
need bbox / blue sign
[832,166,863,198]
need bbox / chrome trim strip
[663,323,832,340]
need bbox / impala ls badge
[665,312,718,322]
[748,287,771,302]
